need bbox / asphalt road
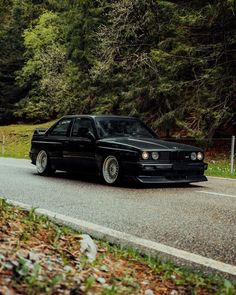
[1,157,236,269]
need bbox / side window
[72,118,94,137]
[50,119,72,136]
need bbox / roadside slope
[1,198,235,294]
[0,121,54,158]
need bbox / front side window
[72,118,94,137]
[50,119,72,136]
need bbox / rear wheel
[102,155,121,185]
[36,150,55,176]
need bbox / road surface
[0,157,236,274]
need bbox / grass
[205,158,236,179]
[0,198,235,294]
[0,122,235,178]
[0,121,54,159]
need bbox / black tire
[35,150,55,176]
[102,155,121,185]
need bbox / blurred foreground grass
[0,198,235,294]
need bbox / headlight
[191,152,197,161]
[151,152,159,160]
[142,151,149,160]
[197,152,204,161]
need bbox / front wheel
[102,155,121,185]
[36,150,55,176]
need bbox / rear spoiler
[34,128,47,135]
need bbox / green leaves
[1,0,235,137]
[13,1,109,120]
[15,11,70,120]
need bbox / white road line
[196,190,236,199]
[207,176,236,181]
[6,198,236,276]
[0,163,32,169]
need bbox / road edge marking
[5,198,236,277]
[207,176,236,181]
[196,190,236,199]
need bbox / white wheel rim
[103,156,119,184]
[36,150,48,174]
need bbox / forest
[0,0,235,138]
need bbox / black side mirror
[86,131,96,141]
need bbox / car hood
[98,137,202,152]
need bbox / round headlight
[191,152,197,161]
[142,151,149,160]
[151,152,159,160]
[197,152,204,161]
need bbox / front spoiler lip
[140,162,208,171]
[136,175,208,184]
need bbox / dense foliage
[0,0,235,137]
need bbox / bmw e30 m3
[30,115,208,185]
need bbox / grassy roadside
[0,199,235,295]
[0,122,235,178]
[0,122,54,159]
[206,159,236,179]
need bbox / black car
[30,115,208,185]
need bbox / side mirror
[86,131,96,141]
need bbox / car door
[46,118,73,170]
[64,117,97,173]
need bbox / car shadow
[33,170,206,190]
[121,181,205,189]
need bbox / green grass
[0,198,235,294]
[205,158,236,179]
[0,122,235,178]
[0,121,54,158]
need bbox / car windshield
[95,118,157,139]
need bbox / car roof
[61,115,137,120]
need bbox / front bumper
[124,161,208,184]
